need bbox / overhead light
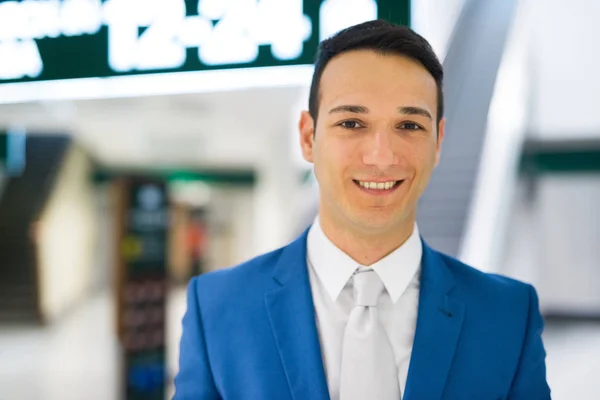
[0,65,314,104]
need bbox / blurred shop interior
[0,0,600,399]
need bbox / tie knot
[352,269,384,307]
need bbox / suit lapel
[404,241,465,400]
[264,230,330,400]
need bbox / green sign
[0,0,409,84]
[520,148,600,174]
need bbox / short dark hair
[309,19,444,125]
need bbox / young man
[174,20,551,399]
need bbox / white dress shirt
[306,216,422,400]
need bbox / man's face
[299,50,445,236]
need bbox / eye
[399,122,423,131]
[338,120,364,129]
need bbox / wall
[499,0,600,311]
[528,0,600,137]
[36,144,98,322]
[252,119,304,256]
[205,186,256,271]
[503,176,600,313]
[411,0,467,60]
[91,183,114,292]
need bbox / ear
[434,117,446,167]
[299,110,316,163]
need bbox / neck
[318,211,415,266]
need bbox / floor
[544,319,600,399]
[0,289,187,400]
[0,288,599,399]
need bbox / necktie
[339,269,401,400]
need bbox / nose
[362,129,398,170]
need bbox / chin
[351,211,403,233]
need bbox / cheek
[407,139,438,167]
[317,137,353,178]
[414,153,438,189]
[313,141,339,189]
[415,150,437,169]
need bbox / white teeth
[358,181,398,190]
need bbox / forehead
[318,50,437,114]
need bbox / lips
[353,179,404,191]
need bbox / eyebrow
[328,104,433,121]
[328,105,369,114]
[398,106,433,121]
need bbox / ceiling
[0,86,309,170]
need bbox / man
[174,20,551,399]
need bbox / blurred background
[0,0,599,399]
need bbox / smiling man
[174,20,551,400]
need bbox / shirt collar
[307,215,422,304]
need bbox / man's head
[309,20,444,128]
[299,19,445,237]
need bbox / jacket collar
[265,228,330,400]
[266,229,465,400]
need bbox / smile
[353,180,404,191]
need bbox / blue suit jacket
[174,230,551,399]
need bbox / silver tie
[339,269,401,400]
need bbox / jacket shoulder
[439,251,532,289]
[190,245,286,303]
[437,251,533,305]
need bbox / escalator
[416,0,520,256]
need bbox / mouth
[353,179,404,194]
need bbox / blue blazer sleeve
[508,284,552,399]
[173,277,221,400]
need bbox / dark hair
[309,19,444,125]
